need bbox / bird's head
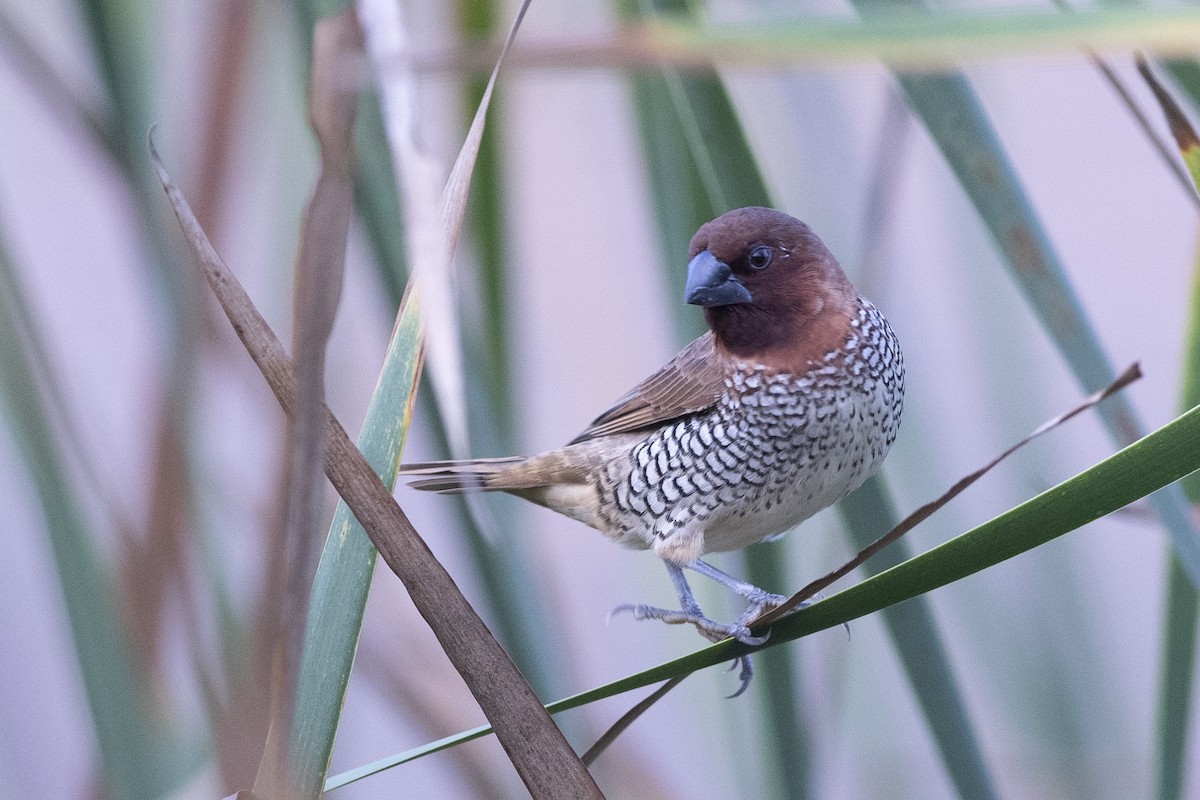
[685,207,858,371]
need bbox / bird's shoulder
[568,332,728,444]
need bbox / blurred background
[1,0,1199,798]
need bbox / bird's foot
[735,591,789,629]
[610,603,765,697]
[609,603,770,647]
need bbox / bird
[399,207,904,690]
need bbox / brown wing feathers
[397,334,728,494]
[568,333,726,444]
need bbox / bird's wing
[569,332,727,444]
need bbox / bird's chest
[700,366,897,549]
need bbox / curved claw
[725,656,755,699]
[606,604,638,626]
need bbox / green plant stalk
[743,545,811,800]
[77,0,147,171]
[328,395,1200,791]
[1155,230,1200,800]
[78,0,197,328]
[442,0,571,700]
[628,74,710,343]
[620,6,1200,67]
[1157,556,1198,800]
[624,29,811,791]
[873,39,1200,586]
[895,46,1200,796]
[458,0,513,425]
[286,291,424,796]
[625,3,993,791]
[0,234,190,799]
[840,477,998,800]
[353,93,410,299]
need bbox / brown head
[685,207,858,372]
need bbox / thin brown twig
[190,0,253,240]
[752,362,1143,629]
[581,677,687,767]
[1046,0,1198,208]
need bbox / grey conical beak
[684,250,752,307]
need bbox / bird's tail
[397,456,529,493]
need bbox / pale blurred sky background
[1,0,1198,798]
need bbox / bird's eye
[748,245,773,270]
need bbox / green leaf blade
[287,292,424,796]
[0,228,193,800]
[879,46,1200,588]
[840,477,999,800]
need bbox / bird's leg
[687,559,790,627]
[610,562,779,697]
[612,562,771,646]
[688,559,844,638]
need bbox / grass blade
[294,0,571,706]
[623,2,993,793]
[1134,58,1200,800]
[287,289,424,797]
[152,127,602,796]
[837,4,1200,588]
[254,12,361,795]
[458,0,514,427]
[0,222,191,798]
[839,479,998,800]
[870,26,1200,796]
[329,393,1200,789]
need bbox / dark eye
[748,245,773,270]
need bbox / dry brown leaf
[253,9,364,794]
[150,97,602,800]
[359,0,529,465]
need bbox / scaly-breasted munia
[400,207,904,685]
